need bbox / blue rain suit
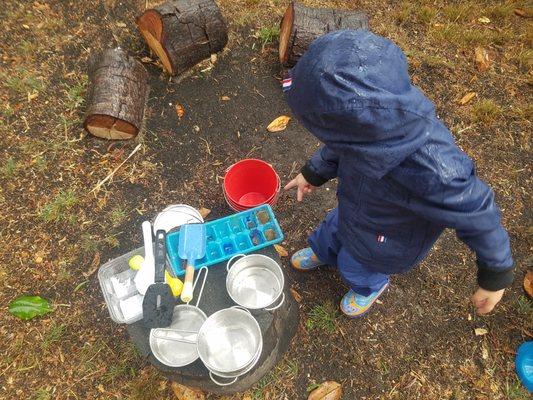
[284,30,513,295]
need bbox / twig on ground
[90,143,142,193]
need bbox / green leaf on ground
[8,295,53,320]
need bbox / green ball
[128,255,144,270]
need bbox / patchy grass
[472,99,502,125]
[1,157,19,178]
[109,206,128,227]
[33,388,52,400]
[516,295,532,316]
[39,190,79,223]
[63,77,88,112]
[256,25,280,47]
[1,67,45,98]
[41,322,67,351]
[504,378,531,400]
[306,301,338,332]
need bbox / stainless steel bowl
[226,254,285,310]
[150,304,207,367]
[208,338,262,378]
[197,307,262,373]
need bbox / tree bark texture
[84,48,149,140]
[136,0,228,75]
[279,2,369,67]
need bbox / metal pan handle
[226,254,245,272]
[209,371,238,386]
[191,266,208,307]
[152,329,197,344]
[265,292,285,312]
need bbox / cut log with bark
[279,2,369,67]
[136,0,228,75]
[84,48,149,140]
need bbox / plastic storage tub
[98,248,144,324]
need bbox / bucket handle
[209,371,238,386]
[265,292,285,312]
[226,254,246,272]
[231,305,252,315]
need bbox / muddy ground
[0,0,531,399]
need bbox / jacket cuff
[301,162,329,187]
[477,260,514,291]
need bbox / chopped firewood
[136,0,228,76]
[279,2,369,67]
[84,48,149,140]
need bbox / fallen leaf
[8,295,53,320]
[514,8,527,17]
[308,381,342,400]
[175,104,185,119]
[28,91,39,101]
[220,95,230,101]
[478,16,491,24]
[481,345,489,360]
[171,382,205,400]
[83,252,101,277]
[267,115,291,132]
[274,244,288,257]
[290,287,302,303]
[22,24,30,29]
[198,207,211,219]
[474,328,488,336]
[524,270,533,298]
[141,56,153,63]
[116,22,127,28]
[474,47,491,72]
[458,92,477,105]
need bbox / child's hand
[284,173,316,201]
[471,288,504,314]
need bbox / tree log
[84,48,149,140]
[136,0,228,75]
[279,2,369,67]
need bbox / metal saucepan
[226,254,285,311]
[197,306,262,377]
[149,267,208,367]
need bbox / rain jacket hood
[285,30,437,179]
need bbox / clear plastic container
[98,248,144,324]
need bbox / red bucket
[224,159,280,210]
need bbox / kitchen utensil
[178,223,206,303]
[134,221,156,295]
[197,306,262,374]
[142,230,174,328]
[153,204,204,233]
[166,205,284,275]
[150,267,208,367]
[226,254,285,311]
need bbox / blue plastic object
[166,205,284,276]
[516,341,533,392]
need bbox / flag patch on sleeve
[377,235,387,243]
[282,78,292,91]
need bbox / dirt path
[1,1,531,399]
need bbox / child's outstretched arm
[391,161,513,315]
[285,145,339,201]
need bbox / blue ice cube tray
[166,205,284,276]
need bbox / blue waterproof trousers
[308,208,390,296]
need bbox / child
[283,30,514,318]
